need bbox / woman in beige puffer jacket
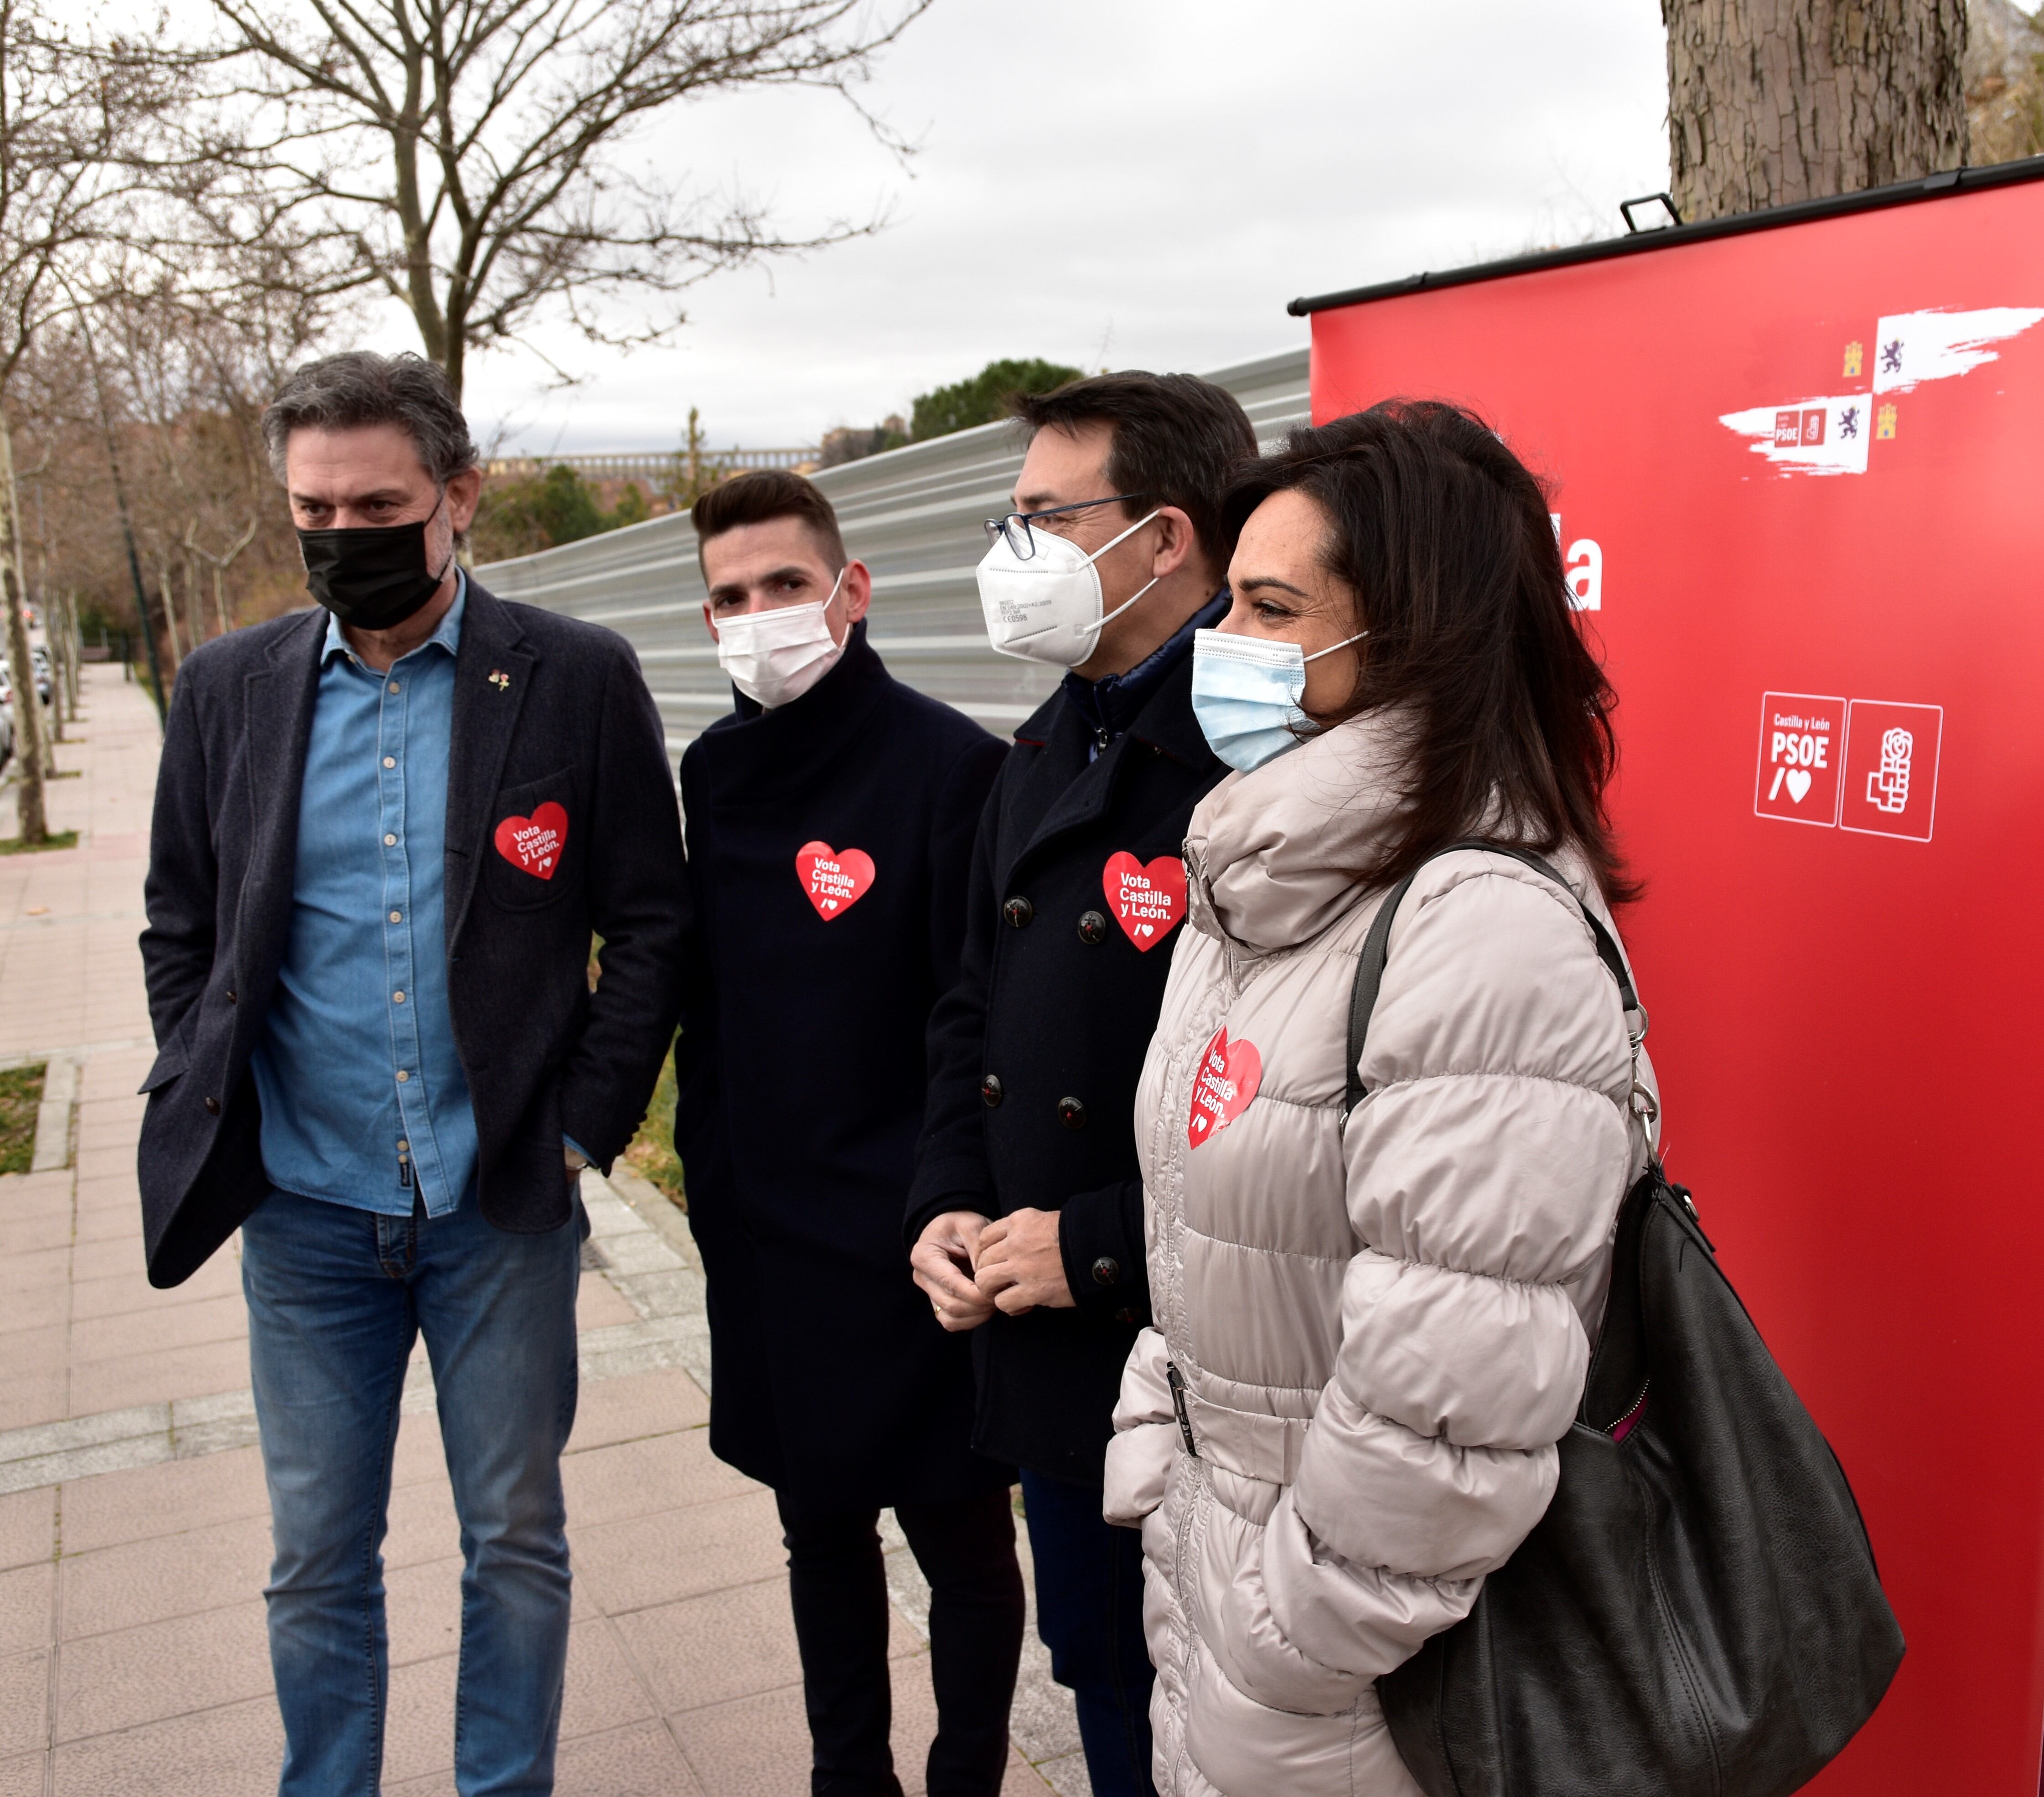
[1105,403,1659,1797]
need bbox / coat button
[1076,910,1107,945]
[203,1096,221,1115]
[1057,1095,1087,1130]
[980,1074,1004,1108]
[1003,895,1034,929]
[225,990,237,1005]
[1091,1255,1120,1286]
[1114,1306,1139,1325]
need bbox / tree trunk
[0,411,46,842]
[185,552,204,649]
[63,592,80,712]
[1662,0,1970,220]
[156,557,182,666]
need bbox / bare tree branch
[169,0,932,397]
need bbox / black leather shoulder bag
[1344,842,1904,1797]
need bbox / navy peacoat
[675,624,1011,1508]
[908,620,1229,1485]
[136,582,690,1287]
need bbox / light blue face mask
[1190,626,1368,773]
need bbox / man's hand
[912,1210,997,1332]
[973,1207,1075,1316]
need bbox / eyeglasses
[982,493,1152,561]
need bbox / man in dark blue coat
[907,374,1257,1797]
[673,470,1023,1797]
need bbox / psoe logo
[1547,514,1603,611]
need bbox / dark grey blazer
[136,580,689,1287]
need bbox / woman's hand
[973,1208,1076,1315]
[911,1210,998,1331]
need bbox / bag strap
[1344,839,1640,1114]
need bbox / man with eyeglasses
[908,372,1257,1797]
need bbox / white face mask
[1190,626,1368,773]
[975,509,1163,667]
[714,568,847,709]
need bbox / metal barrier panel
[475,349,1309,758]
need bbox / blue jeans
[241,1185,585,1797]
[1019,1469,1158,1797]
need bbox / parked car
[28,645,51,706]
[0,672,14,771]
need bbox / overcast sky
[441,2,1671,455]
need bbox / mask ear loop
[1085,509,1166,630]
[425,488,457,588]
[1302,629,1369,662]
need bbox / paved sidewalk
[0,665,1087,1797]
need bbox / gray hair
[262,351,479,488]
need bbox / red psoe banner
[1305,172,2044,1797]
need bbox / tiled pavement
[0,665,1086,1796]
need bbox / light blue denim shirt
[251,580,477,1215]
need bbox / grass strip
[0,830,79,855]
[0,1063,46,1174]
[622,1039,685,1208]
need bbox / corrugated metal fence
[475,348,1310,759]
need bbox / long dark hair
[1221,400,1636,903]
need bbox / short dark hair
[691,469,846,569]
[1221,400,1635,903]
[1011,372,1257,573]
[263,351,477,488]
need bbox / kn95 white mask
[976,510,1162,667]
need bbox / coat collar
[445,580,535,942]
[693,620,894,795]
[1184,707,1416,954]
[1010,651,1222,870]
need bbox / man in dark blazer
[138,351,686,1797]
[907,374,1256,1797]
[674,470,1023,1797]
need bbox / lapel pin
[488,669,511,692]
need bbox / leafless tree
[0,7,184,841]
[1661,0,1969,221]
[192,0,931,400]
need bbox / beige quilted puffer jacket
[1105,710,1657,1797]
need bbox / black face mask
[298,498,452,630]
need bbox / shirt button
[1077,910,1107,945]
[390,911,402,923]
[393,991,405,1003]
[383,756,396,769]
[1091,1255,1120,1287]
[203,1095,221,1115]
[1003,895,1034,929]
[980,1074,1004,1108]
[396,1070,410,1084]
[388,682,400,694]
[1058,1095,1087,1130]
[398,1139,409,1152]
[385,834,398,847]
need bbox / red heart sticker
[1102,852,1187,951]
[1187,1025,1262,1148]
[796,841,875,920]
[493,801,568,880]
